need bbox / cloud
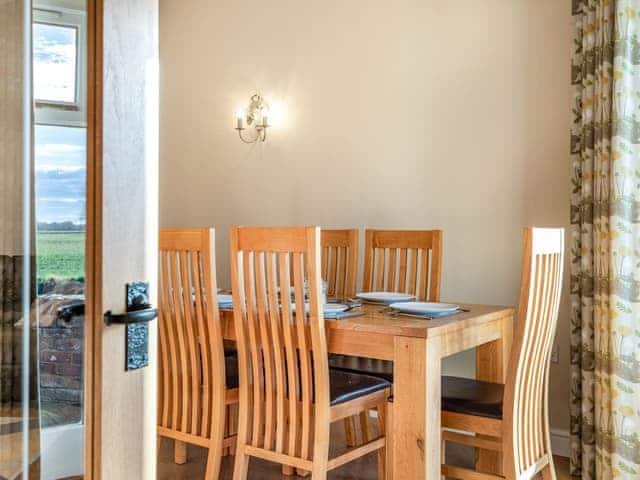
[33,23,77,102]
[36,165,85,173]
[36,143,84,156]
[38,197,83,203]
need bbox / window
[33,6,86,127]
[33,22,79,105]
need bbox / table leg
[393,336,441,479]
[475,314,513,474]
[174,440,187,465]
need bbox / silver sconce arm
[235,122,268,143]
[235,93,269,143]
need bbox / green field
[37,231,85,280]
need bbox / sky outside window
[33,22,78,103]
[34,125,86,225]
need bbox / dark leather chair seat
[224,357,389,404]
[330,369,391,406]
[225,355,239,389]
[328,356,504,419]
[223,339,238,357]
[328,355,393,382]
[442,376,504,420]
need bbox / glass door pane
[33,1,87,479]
[1,0,87,479]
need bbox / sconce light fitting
[235,93,269,143]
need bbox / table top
[323,303,514,338]
[221,303,515,339]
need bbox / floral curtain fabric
[571,0,640,478]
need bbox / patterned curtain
[571,0,640,478]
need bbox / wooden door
[91,0,159,478]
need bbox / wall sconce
[235,93,269,143]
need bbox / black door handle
[104,307,158,326]
[57,301,85,323]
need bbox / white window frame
[33,3,87,128]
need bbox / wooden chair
[362,229,443,301]
[320,229,358,301]
[157,228,239,479]
[441,227,564,480]
[230,226,391,480]
[330,229,443,448]
[320,229,359,447]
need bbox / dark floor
[157,419,573,479]
[158,422,384,479]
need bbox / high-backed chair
[230,226,391,480]
[329,229,443,445]
[157,229,239,479]
[362,229,443,301]
[321,229,359,446]
[441,227,564,479]
[320,229,358,300]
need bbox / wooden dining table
[220,302,514,479]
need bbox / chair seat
[223,339,238,357]
[226,355,388,401]
[225,355,239,389]
[442,376,504,420]
[328,357,503,420]
[328,354,394,382]
[329,369,391,406]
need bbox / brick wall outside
[1,260,84,426]
[38,295,84,427]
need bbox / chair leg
[204,440,224,480]
[222,405,230,457]
[310,407,329,480]
[311,464,328,480]
[386,400,393,480]
[441,435,446,480]
[376,402,387,480]
[233,387,251,480]
[229,403,238,454]
[359,411,371,443]
[344,416,357,447]
[310,441,328,480]
[174,440,187,465]
[540,460,557,480]
[232,446,250,480]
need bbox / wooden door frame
[85,0,103,478]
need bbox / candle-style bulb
[235,108,246,129]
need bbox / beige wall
[159,0,572,432]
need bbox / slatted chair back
[503,227,564,479]
[321,229,358,300]
[362,229,442,301]
[157,229,226,447]
[230,226,329,470]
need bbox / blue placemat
[324,310,364,320]
[390,309,464,319]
